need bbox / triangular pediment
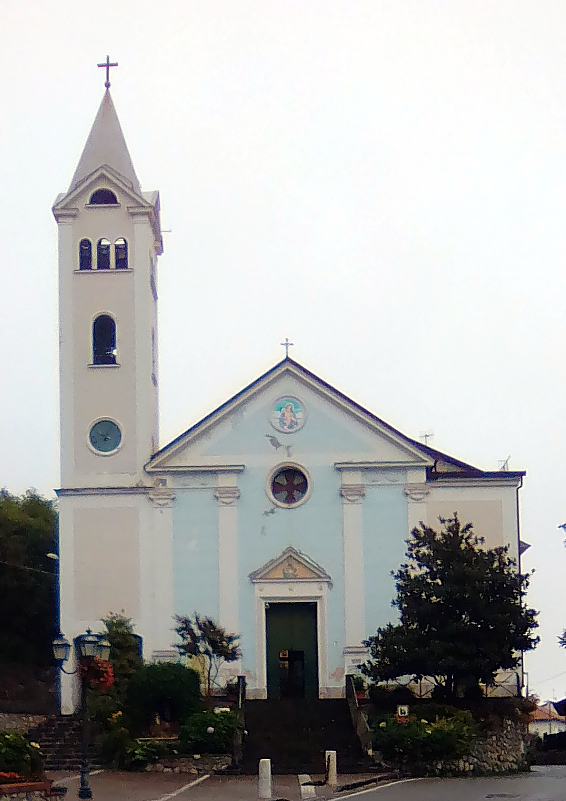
[52,166,162,253]
[249,547,332,584]
[53,165,151,210]
[146,359,456,474]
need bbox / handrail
[231,675,246,769]
[345,674,373,755]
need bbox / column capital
[215,486,241,506]
[340,484,366,504]
[148,487,176,507]
[403,483,430,503]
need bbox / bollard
[258,758,272,799]
[325,750,337,787]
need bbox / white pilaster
[56,213,77,487]
[215,477,240,637]
[404,483,430,531]
[341,472,366,647]
[145,488,176,657]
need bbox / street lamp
[52,630,111,800]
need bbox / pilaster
[340,473,366,648]
[404,482,430,530]
[215,477,240,638]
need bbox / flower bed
[143,754,231,774]
[0,780,57,799]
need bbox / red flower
[79,656,114,691]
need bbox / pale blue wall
[172,489,219,620]
[363,484,408,638]
[202,382,377,460]
[168,375,414,687]
[236,463,345,682]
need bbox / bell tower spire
[53,75,162,490]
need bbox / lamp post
[52,630,111,800]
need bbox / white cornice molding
[430,477,522,488]
[56,486,149,496]
[335,461,428,470]
[146,464,246,474]
[53,208,80,222]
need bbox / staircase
[27,716,99,771]
[242,699,374,775]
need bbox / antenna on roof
[419,430,434,446]
[498,455,511,471]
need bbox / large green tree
[362,515,538,700]
[0,490,57,665]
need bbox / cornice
[56,486,149,497]
[146,464,245,474]
[53,208,80,222]
[335,461,428,470]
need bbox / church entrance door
[265,602,318,700]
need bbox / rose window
[270,467,309,506]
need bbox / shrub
[100,613,142,703]
[93,723,135,769]
[372,711,475,774]
[179,710,239,754]
[125,662,201,734]
[368,684,415,712]
[0,732,43,779]
[122,739,177,771]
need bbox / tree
[100,613,142,702]
[0,490,57,665]
[362,515,539,700]
[174,613,241,696]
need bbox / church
[53,81,525,714]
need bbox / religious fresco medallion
[271,396,306,434]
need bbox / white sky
[1,0,565,701]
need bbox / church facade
[53,88,525,713]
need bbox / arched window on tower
[79,239,92,270]
[92,315,117,365]
[97,238,111,269]
[115,238,128,269]
[89,188,118,205]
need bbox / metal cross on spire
[281,338,294,358]
[97,55,118,89]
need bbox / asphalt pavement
[47,765,566,801]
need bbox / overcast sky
[1,0,565,700]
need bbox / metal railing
[345,674,373,754]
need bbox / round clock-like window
[270,466,309,507]
[89,419,122,453]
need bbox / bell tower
[53,71,164,713]
[53,86,162,488]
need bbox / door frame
[253,580,328,699]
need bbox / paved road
[347,766,566,801]
[47,765,566,801]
